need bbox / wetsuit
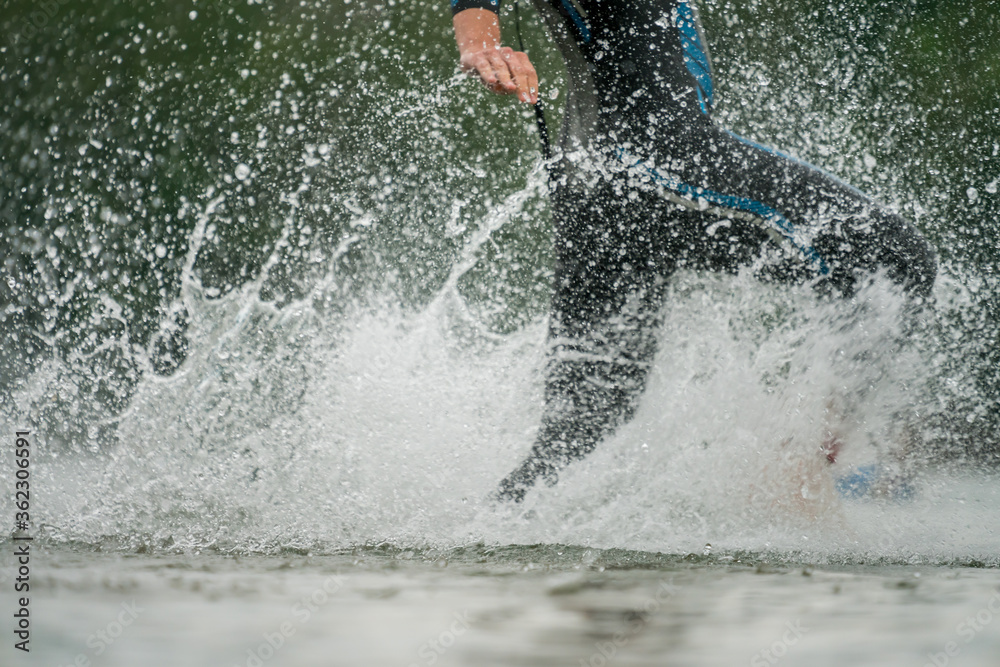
[450,0,937,502]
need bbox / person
[450,0,936,502]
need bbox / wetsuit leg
[617,123,937,301]
[496,170,692,502]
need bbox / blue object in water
[836,464,916,501]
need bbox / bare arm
[453,8,538,105]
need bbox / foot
[494,456,558,503]
[835,463,916,500]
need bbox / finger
[460,51,496,86]
[464,52,511,94]
[526,57,539,105]
[510,51,538,104]
[486,49,517,94]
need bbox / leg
[646,126,938,490]
[496,174,679,502]
[496,142,936,503]
[618,122,936,301]
[635,0,936,298]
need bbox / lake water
[6,529,1000,667]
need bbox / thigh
[532,173,680,463]
[548,171,677,362]
[623,121,935,296]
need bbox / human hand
[458,45,539,105]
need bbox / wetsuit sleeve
[450,0,501,16]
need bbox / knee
[860,210,937,300]
[816,213,937,300]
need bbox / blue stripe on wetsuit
[724,130,868,200]
[675,1,714,114]
[615,148,830,274]
[559,0,592,43]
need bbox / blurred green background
[1,0,997,457]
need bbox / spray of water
[5,163,993,564]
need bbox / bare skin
[453,8,539,105]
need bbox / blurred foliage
[0,0,997,455]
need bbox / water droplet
[154,244,168,258]
[966,187,979,202]
[235,164,252,181]
[189,10,198,20]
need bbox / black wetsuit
[450,0,936,501]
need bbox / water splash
[9,186,996,563]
